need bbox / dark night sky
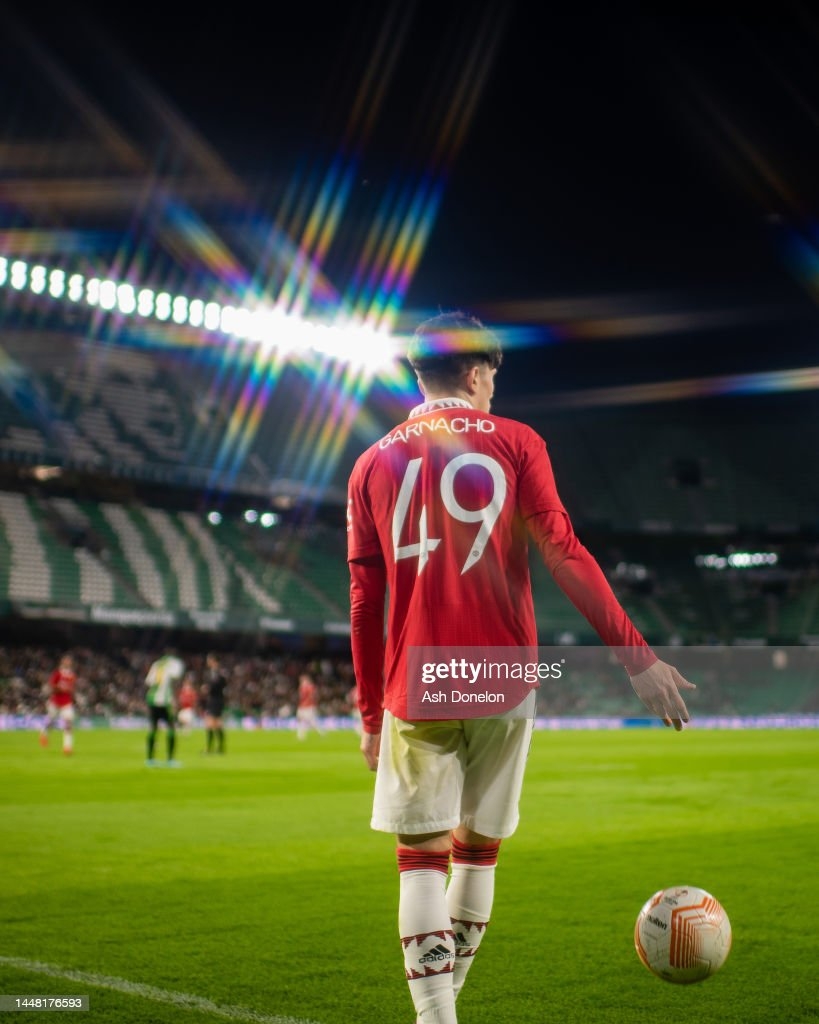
[4,2,819,400]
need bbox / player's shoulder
[348,435,384,485]
[484,411,547,449]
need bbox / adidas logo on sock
[419,944,454,965]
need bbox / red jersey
[48,667,76,708]
[298,676,318,709]
[178,682,198,710]
[347,398,654,732]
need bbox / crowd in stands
[0,643,358,721]
[2,640,817,721]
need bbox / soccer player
[295,670,323,739]
[202,652,228,754]
[177,672,199,733]
[346,311,695,1024]
[145,650,186,766]
[39,653,77,755]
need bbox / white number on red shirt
[392,453,506,575]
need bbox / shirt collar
[408,397,473,419]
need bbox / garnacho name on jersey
[379,416,495,449]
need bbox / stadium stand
[0,474,357,635]
[280,523,350,614]
[2,474,814,651]
[2,328,819,658]
[100,503,169,608]
[0,454,818,647]
[178,512,230,611]
[534,396,819,537]
[0,490,53,602]
[0,330,351,505]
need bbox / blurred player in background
[202,651,228,754]
[177,672,199,734]
[296,669,323,739]
[145,649,185,766]
[347,311,695,1024]
[39,653,76,755]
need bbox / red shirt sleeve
[527,509,657,675]
[347,450,388,733]
[347,453,382,562]
[349,556,387,734]
[516,428,567,518]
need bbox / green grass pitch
[1,725,818,1023]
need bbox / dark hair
[407,311,503,381]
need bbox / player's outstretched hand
[629,659,696,731]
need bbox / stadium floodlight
[696,551,778,570]
[0,250,402,377]
[49,269,65,298]
[117,283,137,315]
[207,511,222,525]
[10,260,27,290]
[68,274,84,302]
[232,306,253,339]
[99,280,117,310]
[247,307,281,345]
[341,323,398,373]
[172,295,188,324]
[729,551,778,568]
[309,323,343,359]
[204,301,221,330]
[275,315,315,357]
[243,509,259,523]
[301,319,398,373]
[30,265,47,295]
[137,288,154,317]
[219,304,238,335]
[260,512,279,527]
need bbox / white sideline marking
[0,957,322,1024]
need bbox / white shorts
[178,708,194,727]
[371,694,535,839]
[47,702,74,725]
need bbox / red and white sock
[446,837,500,1001]
[397,847,457,1024]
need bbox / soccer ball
[634,885,732,984]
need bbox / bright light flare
[338,323,399,374]
[0,252,406,384]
